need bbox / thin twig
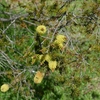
[2,19,16,34]
[0,13,29,22]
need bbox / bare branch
[0,13,29,22]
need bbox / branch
[0,13,29,22]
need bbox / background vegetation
[0,0,100,100]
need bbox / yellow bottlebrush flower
[48,60,57,72]
[39,54,43,60]
[54,40,64,49]
[56,34,66,43]
[1,84,9,92]
[34,71,44,84]
[40,54,51,65]
[31,56,36,64]
[58,43,64,49]
[36,25,46,35]
[54,40,60,44]
[45,54,51,62]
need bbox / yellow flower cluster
[39,54,51,64]
[44,54,57,72]
[56,35,66,43]
[39,54,57,72]
[38,54,57,72]
[34,71,44,84]
[36,25,46,35]
[48,60,57,72]
[1,84,9,92]
[54,34,66,49]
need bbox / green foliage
[0,0,100,100]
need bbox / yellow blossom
[36,25,46,35]
[45,54,51,62]
[56,34,66,43]
[48,60,57,72]
[39,54,43,60]
[40,54,51,65]
[54,40,60,44]
[31,56,36,64]
[54,40,64,49]
[58,43,64,49]
[1,84,9,92]
[34,71,44,84]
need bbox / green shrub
[0,0,100,100]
